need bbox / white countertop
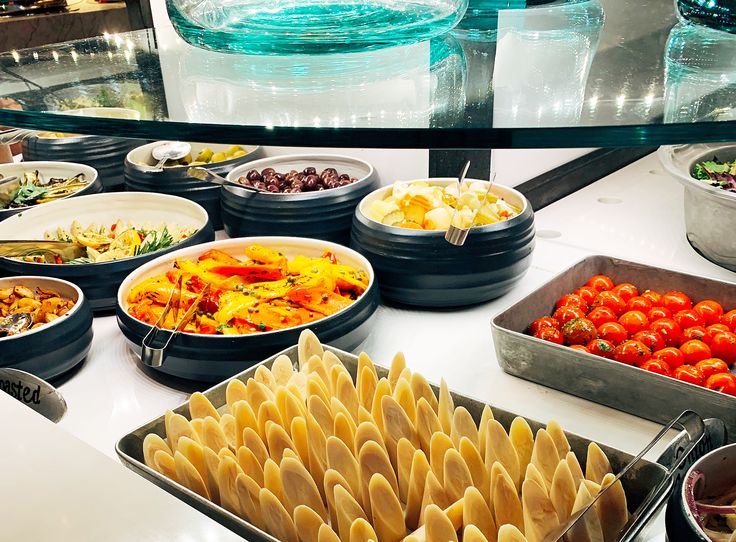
[4,151,729,539]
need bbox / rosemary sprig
[134,226,174,256]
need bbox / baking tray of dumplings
[116,339,669,542]
[492,255,736,441]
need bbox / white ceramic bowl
[0,192,215,310]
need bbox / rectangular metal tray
[117,343,668,542]
[492,254,736,441]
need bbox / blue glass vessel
[677,0,736,33]
[166,0,469,55]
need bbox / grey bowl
[351,179,535,307]
[0,276,93,380]
[0,161,102,222]
[0,192,214,311]
[666,442,736,542]
[124,142,263,229]
[116,237,380,382]
[23,134,144,191]
[659,144,736,273]
[222,154,379,245]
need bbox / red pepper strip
[231,317,272,332]
[210,265,284,281]
[186,274,208,293]
[198,324,218,335]
[198,289,222,314]
[322,251,338,265]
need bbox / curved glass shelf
[0,0,735,148]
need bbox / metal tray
[117,343,668,542]
[492,254,736,441]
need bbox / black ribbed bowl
[0,161,102,222]
[351,179,535,307]
[116,237,380,382]
[0,276,93,380]
[23,134,144,192]
[0,193,214,311]
[124,142,263,229]
[222,154,379,246]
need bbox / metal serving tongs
[544,410,706,542]
[445,159,496,246]
[187,167,266,193]
[0,240,86,261]
[141,274,211,367]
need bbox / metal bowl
[666,443,736,542]
[116,236,380,382]
[351,178,535,307]
[0,161,102,222]
[222,154,379,245]
[0,275,93,380]
[659,144,736,273]
[124,142,263,229]
[0,193,214,311]
[23,134,144,191]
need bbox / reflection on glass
[676,0,736,34]
[664,21,736,124]
[163,31,466,129]
[492,0,604,128]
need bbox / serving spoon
[187,167,266,193]
[150,141,192,171]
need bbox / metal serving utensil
[445,160,496,246]
[545,410,706,542]
[0,313,32,336]
[0,367,67,423]
[150,141,192,171]
[0,240,86,261]
[141,275,211,367]
[187,167,265,193]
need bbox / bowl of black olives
[222,154,379,245]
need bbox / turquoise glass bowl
[166,0,469,54]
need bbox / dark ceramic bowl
[222,154,379,245]
[116,237,380,382]
[0,193,214,311]
[351,178,535,307]
[124,142,263,229]
[0,276,93,380]
[666,443,736,542]
[23,134,143,191]
[0,161,102,222]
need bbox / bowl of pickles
[125,142,262,229]
[0,162,102,222]
[351,178,535,307]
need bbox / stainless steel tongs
[545,410,706,542]
[445,160,496,246]
[141,275,210,367]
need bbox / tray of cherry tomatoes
[491,255,736,439]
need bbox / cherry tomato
[640,359,672,377]
[535,327,564,345]
[618,310,650,335]
[569,345,590,353]
[632,330,665,353]
[587,306,618,328]
[626,296,653,313]
[612,283,639,302]
[681,326,712,346]
[649,318,682,348]
[693,300,724,326]
[673,309,705,330]
[597,322,628,346]
[661,291,693,313]
[641,289,662,306]
[587,339,616,359]
[704,373,736,396]
[530,316,560,335]
[591,291,627,316]
[587,275,615,291]
[673,365,705,386]
[561,318,598,346]
[694,358,730,379]
[552,306,586,326]
[707,323,731,335]
[721,310,736,331]
[710,331,736,365]
[575,286,600,305]
[679,340,712,365]
[647,307,672,321]
[652,347,686,370]
[555,293,589,313]
[613,340,652,366]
